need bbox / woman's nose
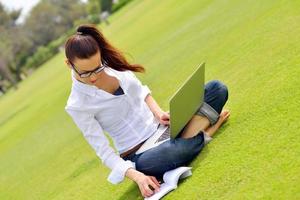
[89,72,97,81]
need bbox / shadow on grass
[212,122,230,140]
[191,122,230,165]
[189,142,211,168]
[117,184,143,200]
[66,158,99,181]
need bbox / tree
[0,0,89,89]
[18,0,88,72]
[101,0,113,13]
[0,3,21,89]
[24,0,87,53]
[87,0,102,23]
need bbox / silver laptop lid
[169,62,205,138]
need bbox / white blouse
[65,67,160,184]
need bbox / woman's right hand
[156,110,170,126]
[125,168,161,198]
[135,172,161,198]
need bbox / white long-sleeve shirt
[64,67,160,184]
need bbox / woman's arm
[127,71,168,124]
[145,94,170,125]
[65,108,135,184]
[145,94,163,119]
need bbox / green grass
[1,0,300,199]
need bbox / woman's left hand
[156,111,170,126]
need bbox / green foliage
[86,0,101,24]
[101,0,113,12]
[24,0,87,49]
[25,46,53,69]
[111,0,134,13]
[0,0,87,86]
[24,35,68,69]
[22,0,88,70]
[0,3,20,27]
[0,3,22,84]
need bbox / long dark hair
[65,24,145,73]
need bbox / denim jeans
[123,80,229,178]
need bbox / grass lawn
[1,0,300,199]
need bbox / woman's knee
[207,80,228,97]
[216,80,228,102]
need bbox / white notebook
[145,167,192,200]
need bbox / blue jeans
[123,80,228,177]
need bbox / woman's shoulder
[106,67,134,78]
[65,88,88,111]
[105,67,139,87]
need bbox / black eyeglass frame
[70,60,106,78]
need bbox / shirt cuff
[107,160,136,184]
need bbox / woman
[64,24,230,198]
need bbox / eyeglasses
[70,60,106,78]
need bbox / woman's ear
[65,59,72,69]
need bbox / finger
[163,120,170,125]
[139,186,147,198]
[142,187,151,198]
[149,178,159,191]
[140,184,152,198]
[162,117,170,121]
[143,189,152,198]
[161,121,168,125]
[141,189,147,198]
[148,179,160,192]
[143,183,154,197]
[162,113,170,119]
[162,116,169,121]
[150,176,160,187]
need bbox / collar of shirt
[71,67,124,98]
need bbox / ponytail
[65,24,145,73]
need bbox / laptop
[135,62,205,154]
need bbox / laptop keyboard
[155,127,170,143]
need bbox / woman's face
[66,50,104,85]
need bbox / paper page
[144,167,192,200]
[163,167,192,187]
[144,183,174,200]
[180,169,192,179]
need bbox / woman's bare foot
[204,110,230,137]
